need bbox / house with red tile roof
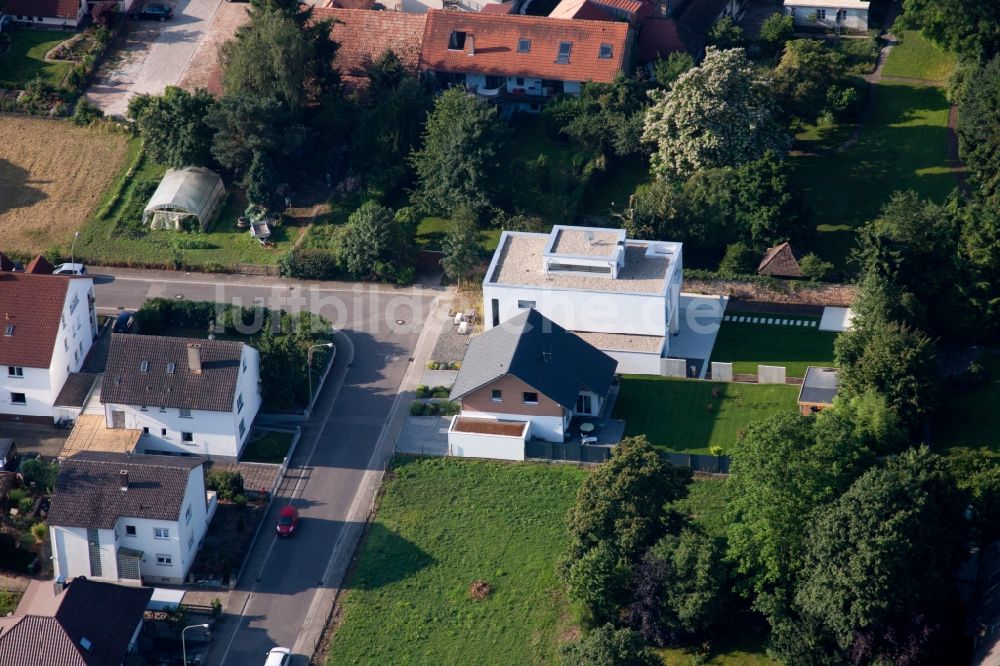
[3,0,87,28]
[0,273,98,423]
[548,0,616,23]
[313,7,427,91]
[420,10,632,110]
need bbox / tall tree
[410,88,507,215]
[206,95,288,174]
[128,87,217,168]
[792,447,968,663]
[221,11,315,108]
[644,48,789,180]
[542,77,648,157]
[559,625,660,666]
[245,150,277,207]
[771,39,848,123]
[902,0,1000,60]
[957,197,1000,340]
[441,206,481,283]
[958,57,1000,197]
[337,201,414,282]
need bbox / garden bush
[279,248,341,280]
[207,470,245,502]
[19,459,58,492]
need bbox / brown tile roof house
[101,334,245,412]
[420,11,631,84]
[313,8,426,90]
[479,1,517,13]
[48,451,205,530]
[0,272,73,369]
[0,578,152,666]
[26,254,55,274]
[4,0,82,20]
[549,0,615,22]
[0,252,16,271]
[757,242,804,278]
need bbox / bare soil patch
[0,116,127,256]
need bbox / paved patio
[395,416,450,456]
[667,294,728,379]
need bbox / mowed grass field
[328,456,587,665]
[0,29,73,88]
[0,117,128,256]
[613,377,799,454]
[882,30,957,82]
[709,317,837,378]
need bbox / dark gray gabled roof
[101,334,245,412]
[48,451,205,530]
[450,309,617,408]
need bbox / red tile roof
[420,11,630,83]
[316,0,374,8]
[592,0,647,15]
[5,0,82,20]
[0,273,73,369]
[480,1,517,13]
[637,17,694,61]
[549,0,615,22]
[25,255,54,274]
[313,8,426,90]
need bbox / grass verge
[613,377,799,455]
[709,318,837,378]
[327,456,586,665]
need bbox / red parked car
[276,505,299,537]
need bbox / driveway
[88,266,444,663]
[0,422,68,459]
[86,0,224,117]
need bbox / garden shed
[143,167,226,231]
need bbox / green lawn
[328,456,586,665]
[882,30,957,82]
[581,155,651,220]
[934,352,1000,454]
[613,377,799,455]
[709,317,837,378]
[416,216,501,252]
[0,29,73,88]
[241,429,295,464]
[77,142,301,269]
[790,82,959,268]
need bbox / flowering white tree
[643,48,789,180]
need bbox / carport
[143,166,226,231]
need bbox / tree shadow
[0,157,47,216]
[343,522,436,590]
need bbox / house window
[185,505,192,525]
[140,360,149,372]
[518,38,531,53]
[523,391,539,404]
[156,554,172,566]
[188,533,195,551]
[140,405,148,411]
[491,388,502,403]
[142,427,149,435]
[516,300,536,309]
[69,294,79,314]
[448,30,467,50]
[836,8,846,21]
[816,8,826,19]
[161,428,167,437]
[3,324,13,336]
[557,42,572,64]
[182,432,193,443]
[239,418,246,438]
[179,408,192,418]
[7,366,23,378]
[154,527,169,539]
[516,76,525,86]
[125,525,136,537]
[61,314,66,330]
[242,358,247,373]
[599,43,613,59]
[237,393,244,413]
[167,362,176,374]
[10,393,26,406]
[159,406,166,413]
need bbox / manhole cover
[395,319,405,325]
[175,294,184,299]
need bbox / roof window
[448,30,467,51]
[557,41,572,64]
[166,362,176,374]
[140,360,149,372]
[3,324,12,336]
[599,43,613,59]
[518,38,531,53]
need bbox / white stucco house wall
[483,225,683,375]
[101,334,262,460]
[783,0,869,31]
[0,273,98,423]
[3,0,87,28]
[48,452,215,586]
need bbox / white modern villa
[482,225,683,374]
[783,0,869,31]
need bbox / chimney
[467,34,475,56]
[119,470,129,491]
[187,344,203,374]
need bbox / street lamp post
[307,342,335,409]
[70,231,80,268]
[182,623,210,665]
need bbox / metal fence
[525,440,612,464]
[664,453,731,474]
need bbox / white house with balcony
[47,452,215,586]
[100,334,261,460]
[783,0,869,31]
[0,273,98,423]
[483,225,683,375]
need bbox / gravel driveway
[86,0,223,117]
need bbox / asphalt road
[90,268,441,664]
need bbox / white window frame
[155,554,172,566]
[154,527,169,540]
[7,366,23,378]
[10,392,26,406]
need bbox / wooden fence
[235,263,280,276]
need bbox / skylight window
[448,30,467,51]
[518,38,531,53]
[3,324,12,336]
[140,360,149,372]
[557,41,572,64]
[166,362,176,374]
[599,43,613,59]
